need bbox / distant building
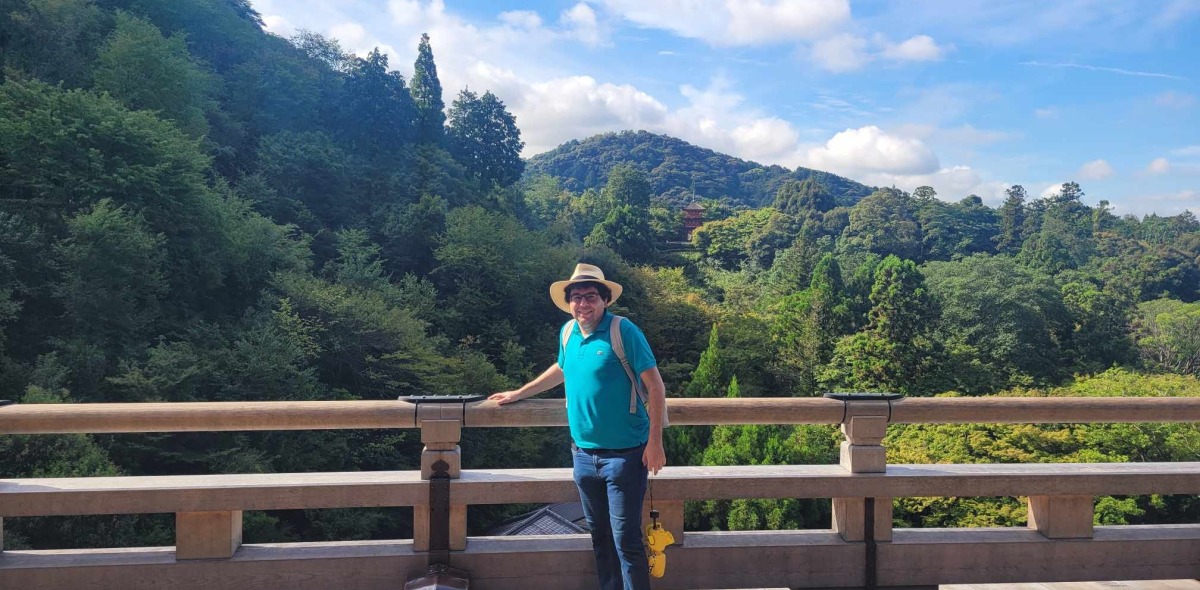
[487,502,588,536]
[682,202,705,241]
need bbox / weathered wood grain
[5,462,1198,517]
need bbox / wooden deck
[944,581,1200,590]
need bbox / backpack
[560,315,669,427]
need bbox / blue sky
[252,0,1200,216]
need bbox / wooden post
[175,510,242,560]
[1,516,4,553]
[414,419,466,552]
[832,401,892,542]
[1027,495,1093,539]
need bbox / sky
[252,0,1200,216]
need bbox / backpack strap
[610,316,669,427]
[560,319,576,353]
[560,320,575,408]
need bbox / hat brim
[550,279,623,313]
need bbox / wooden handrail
[3,397,1200,434]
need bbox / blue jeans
[572,443,651,590]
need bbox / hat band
[572,274,600,280]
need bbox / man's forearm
[641,367,666,443]
[514,364,565,400]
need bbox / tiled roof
[488,502,589,536]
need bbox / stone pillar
[175,510,242,560]
[413,418,466,551]
[1027,495,1093,539]
[832,400,892,542]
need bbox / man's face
[568,285,607,329]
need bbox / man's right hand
[488,391,523,405]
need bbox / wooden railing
[2,397,1200,590]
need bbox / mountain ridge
[524,130,875,208]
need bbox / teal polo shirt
[557,311,657,450]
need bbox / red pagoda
[682,202,705,241]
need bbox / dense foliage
[2,0,1199,550]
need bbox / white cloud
[518,76,668,154]
[1172,145,1200,157]
[599,0,851,46]
[261,14,292,34]
[1034,107,1058,119]
[561,3,604,47]
[880,35,947,62]
[799,126,940,176]
[1155,91,1197,108]
[1146,157,1171,174]
[1041,182,1067,198]
[1078,159,1114,180]
[859,166,1009,204]
[498,10,543,29]
[810,33,871,72]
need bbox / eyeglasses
[569,293,602,305]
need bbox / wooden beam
[890,397,1200,425]
[0,401,417,434]
[4,398,1200,435]
[4,527,1200,590]
[1028,495,1094,539]
[0,471,427,516]
[175,511,241,560]
[5,463,1200,518]
[832,497,893,542]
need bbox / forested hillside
[2,0,1200,551]
[525,130,875,208]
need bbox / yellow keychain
[644,508,675,578]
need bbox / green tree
[994,185,1027,255]
[924,255,1069,390]
[411,33,445,145]
[603,163,652,208]
[54,200,167,360]
[822,256,943,395]
[1061,280,1135,373]
[687,325,726,398]
[1133,299,1200,375]
[772,179,834,216]
[255,130,353,227]
[339,48,418,154]
[93,11,218,138]
[585,204,657,263]
[447,89,524,187]
[841,188,922,261]
[1,0,107,88]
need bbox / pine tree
[411,33,445,145]
[687,324,725,398]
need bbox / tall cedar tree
[411,33,445,145]
[447,89,524,186]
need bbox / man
[490,263,667,590]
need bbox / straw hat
[549,263,623,313]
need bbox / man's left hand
[643,440,666,475]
